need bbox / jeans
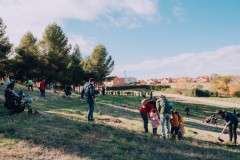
[228,122,238,143]
[28,85,33,91]
[88,101,94,121]
[40,89,45,97]
[160,113,170,138]
[140,113,149,133]
[153,128,157,135]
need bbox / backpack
[84,83,93,98]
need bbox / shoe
[145,131,149,133]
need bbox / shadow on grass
[0,112,240,160]
[185,121,220,133]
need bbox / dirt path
[154,92,240,108]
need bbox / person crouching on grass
[150,108,160,136]
[139,99,155,133]
[170,110,183,140]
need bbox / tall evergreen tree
[85,44,114,85]
[69,44,84,86]
[0,17,13,71]
[38,23,71,83]
[13,32,42,80]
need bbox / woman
[139,99,156,133]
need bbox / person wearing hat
[216,110,239,145]
[139,99,156,133]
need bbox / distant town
[104,76,210,87]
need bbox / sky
[1,0,240,80]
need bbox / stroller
[4,82,33,115]
[203,115,218,124]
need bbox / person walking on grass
[150,108,160,136]
[81,78,96,122]
[157,95,171,139]
[216,110,239,145]
[27,79,34,91]
[39,79,45,97]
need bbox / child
[150,108,160,135]
[170,110,182,139]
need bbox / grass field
[0,86,240,160]
[206,97,240,104]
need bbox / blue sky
[1,0,240,80]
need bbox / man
[216,110,239,145]
[81,78,96,122]
[40,79,45,97]
[157,95,171,139]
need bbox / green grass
[0,86,240,160]
[206,97,240,104]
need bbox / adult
[139,99,156,133]
[9,73,15,89]
[81,78,96,122]
[157,95,171,139]
[102,87,106,96]
[65,85,72,96]
[27,79,34,91]
[39,79,45,97]
[216,110,239,145]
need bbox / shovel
[95,101,102,115]
[218,122,230,142]
[92,96,102,115]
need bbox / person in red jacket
[40,79,45,97]
[139,99,156,133]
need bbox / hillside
[0,85,240,160]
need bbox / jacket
[157,98,171,114]
[81,82,95,100]
[223,111,239,125]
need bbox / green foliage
[69,44,84,85]
[0,17,12,70]
[83,44,114,84]
[38,23,71,83]
[13,32,43,80]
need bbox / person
[27,79,34,91]
[170,110,182,139]
[139,99,155,133]
[39,79,45,97]
[216,110,239,145]
[81,78,96,122]
[150,108,160,135]
[49,81,55,93]
[157,95,171,139]
[184,106,190,117]
[102,86,105,96]
[65,85,72,96]
[9,73,15,89]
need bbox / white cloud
[67,34,96,56]
[172,2,186,22]
[0,0,158,46]
[112,45,240,79]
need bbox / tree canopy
[0,18,114,86]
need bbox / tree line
[0,17,114,87]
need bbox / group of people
[139,94,239,145]
[140,95,185,140]
[26,79,46,97]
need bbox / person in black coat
[216,110,239,145]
